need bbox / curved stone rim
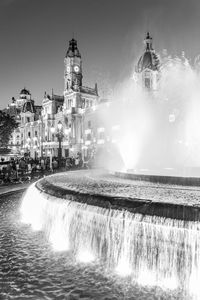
[36,177,200,222]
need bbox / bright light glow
[85,129,91,134]
[85,140,91,145]
[169,114,176,123]
[160,276,178,290]
[137,269,157,287]
[57,121,63,131]
[189,269,200,299]
[77,250,95,263]
[49,227,69,252]
[64,128,69,135]
[97,139,105,144]
[20,183,47,231]
[92,105,96,111]
[82,145,88,150]
[118,133,140,170]
[116,260,132,277]
[97,127,105,133]
[51,126,55,133]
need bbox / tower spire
[144,32,153,51]
[66,38,81,58]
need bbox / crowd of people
[0,152,94,185]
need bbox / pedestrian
[52,159,58,172]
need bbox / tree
[0,111,18,148]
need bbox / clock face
[74,65,80,73]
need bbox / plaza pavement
[0,182,31,196]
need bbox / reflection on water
[0,190,180,300]
[17,183,199,299]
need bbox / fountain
[20,36,200,299]
[20,169,200,299]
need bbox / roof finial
[144,31,153,51]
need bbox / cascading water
[21,183,200,299]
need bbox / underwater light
[137,269,157,287]
[20,183,46,231]
[160,276,178,290]
[115,260,132,277]
[77,250,95,263]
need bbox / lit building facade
[5,33,161,160]
[63,38,99,156]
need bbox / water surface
[0,191,189,299]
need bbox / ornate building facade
[5,38,99,159]
[4,33,160,161]
[135,32,160,91]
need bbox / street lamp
[51,121,64,168]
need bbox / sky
[0,0,200,108]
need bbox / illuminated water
[16,183,200,299]
[98,53,200,175]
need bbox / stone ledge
[36,177,200,222]
[115,171,200,186]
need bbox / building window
[144,78,150,89]
[27,117,30,123]
[82,99,85,108]
[88,121,91,128]
[68,99,73,108]
[35,131,37,137]
[87,134,91,141]
[99,132,104,140]
[28,132,31,137]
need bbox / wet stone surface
[0,190,188,299]
[45,170,200,207]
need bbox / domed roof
[66,38,81,58]
[136,32,160,73]
[20,88,31,95]
[22,100,35,113]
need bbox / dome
[22,100,35,113]
[20,88,31,95]
[136,32,160,73]
[137,51,160,72]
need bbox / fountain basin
[36,170,200,221]
[20,170,200,298]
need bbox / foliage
[0,110,18,148]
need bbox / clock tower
[64,38,82,92]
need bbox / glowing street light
[51,121,64,168]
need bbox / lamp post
[51,121,64,168]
